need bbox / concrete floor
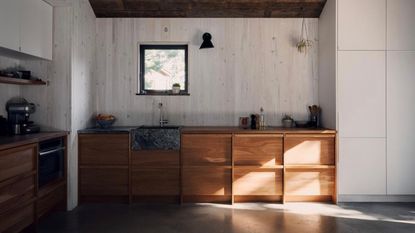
[38,203,415,233]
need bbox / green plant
[172,83,181,88]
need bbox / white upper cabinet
[387,0,415,50]
[20,0,53,60]
[387,51,415,194]
[338,51,386,138]
[338,0,386,50]
[0,0,21,51]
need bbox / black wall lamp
[200,33,214,49]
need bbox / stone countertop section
[77,126,137,134]
[131,128,180,150]
[0,131,69,151]
[180,126,336,134]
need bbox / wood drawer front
[234,168,283,196]
[0,144,36,182]
[132,150,179,167]
[285,168,335,196]
[80,168,129,196]
[284,135,335,165]
[37,183,65,218]
[234,134,283,166]
[0,174,35,211]
[0,201,35,233]
[79,134,129,165]
[132,167,179,195]
[182,167,231,195]
[181,134,232,166]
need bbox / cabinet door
[79,134,129,165]
[79,167,129,196]
[339,138,386,195]
[387,51,415,194]
[0,0,20,51]
[182,167,231,196]
[387,0,415,50]
[0,144,36,182]
[338,51,386,138]
[234,168,282,196]
[338,0,386,50]
[233,134,283,166]
[284,134,335,165]
[20,0,53,60]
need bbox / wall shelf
[0,76,47,85]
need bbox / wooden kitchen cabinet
[78,133,130,202]
[132,150,180,202]
[181,134,232,203]
[284,134,335,165]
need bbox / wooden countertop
[180,126,336,134]
[0,131,69,151]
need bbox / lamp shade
[200,33,214,49]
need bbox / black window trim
[138,44,189,96]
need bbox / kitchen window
[138,44,189,95]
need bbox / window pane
[144,49,185,90]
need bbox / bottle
[259,107,265,129]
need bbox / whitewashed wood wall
[95,18,319,126]
[0,56,21,116]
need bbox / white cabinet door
[339,138,386,195]
[20,0,53,60]
[338,51,386,138]
[0,0,20,51]
[387,0,415,50]
[338,0,386,50]
[387,51,415,194]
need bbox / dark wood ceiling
[89,0,327,18]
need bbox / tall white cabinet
[0,0,53,60]
[334,0,415,199]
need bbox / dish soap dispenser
[259,107,265,129]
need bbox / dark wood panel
[0,200,35,233]
[89,0,327,18]
[80,167,129,196]
[181,134,232,166]
[0,174,35,212]
[0,131,68,151]
[182,167,231,196]
[234,195,282,203]
[132,150,179,167]
[234,134,283,166]
[233,167,283,196]
[284,134,335,165]
[182,195,232,203]
[37,182,66,219]
[79,134,129,165]
[0,144,36,182]
[132,167,179,195]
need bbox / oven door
[38,146,64,187]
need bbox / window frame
[138,44,189,96]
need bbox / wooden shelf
[284,165,335,169]
[0,76,47,85]
[234,165,284,169]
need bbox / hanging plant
[297,18,313,54]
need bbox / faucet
[158,102,168,127]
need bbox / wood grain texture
[233,167,283,196]
[79,134,129,165]
[0,200,35,233]
[131,150,179,167]
[89,0,327,18]
[181,134,232,166]
[182,167,232,196]
[37,182,66,218]
[79,167,129,196]
[234,134,283,166]
[284,134,335,165]
[132,167,180,195]
[0,144,36,182]
[284,168,334,196]
[95,18,319,126]
[0,173,35,213]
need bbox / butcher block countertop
[180,126,336,134]
[0,131,69,151]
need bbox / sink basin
[131,126,181,150]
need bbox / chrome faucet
[158,102,168,127]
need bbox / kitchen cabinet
[338,51,386,138]
[387,0,415,50]
[339,138,386,195]
[387,51,415,194]
[132,150,180,202]
[338,0,386,50]
[181,134,232,203]
[78,133,130,202]
[0,0,52,60]
[0,0,21,51]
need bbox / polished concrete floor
[38,203,415,233]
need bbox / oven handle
[39,147,65,156]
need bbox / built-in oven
[38,137,65,187]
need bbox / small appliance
[6,97,40,135]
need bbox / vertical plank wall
[95,18,319,126]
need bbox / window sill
[136,92,190,96]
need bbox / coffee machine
[6,98,40,135]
